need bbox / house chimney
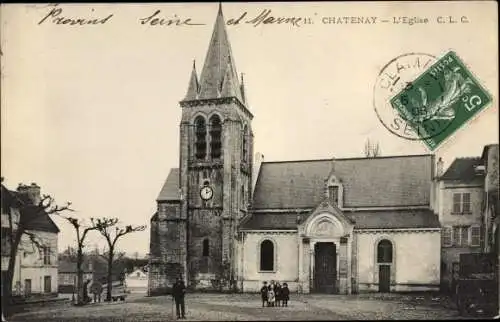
[17,182,41,205]
[436,157,444,178]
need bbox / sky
[1,2,498,257]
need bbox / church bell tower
[178,4,254,290]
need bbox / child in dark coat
[274,282,282,307]
[281,283,290,307]
[260,281,269,307]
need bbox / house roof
[240,209,440,230]
[157,168,180,201]
[24,208,60,233]
[440,157,484,182]
[59,257,93,273]
[252,154,433,209]
[58,255,108,275]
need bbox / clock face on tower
[200,186,213,201]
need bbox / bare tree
[364,138,381,158]
[1,181,73,316]
[59,216,108,305]
[93,218,146,301]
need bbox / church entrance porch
[314,242,337,293]
[299,202,355,295]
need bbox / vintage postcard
[1,2,498,321]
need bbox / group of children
[260,281,290,307]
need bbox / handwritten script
[35,5,469,28]
[36,5,307,28]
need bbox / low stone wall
[358,282,440,293]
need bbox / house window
[442,227,452,247]
[242,125,248,162]
[260,240,274,271]
[328,186,339,205]
[462,193,471,213]
[202,239,209,257]
[194,116,207,160]
[452,193,472,214]
[209,115,222,159]
[452,226,470,246]
[377,239,393,263]
[471,226,481,247]
[452,193,461,213]
[43,246,51,265]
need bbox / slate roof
[240,209,440,230]
[440,157,484,182]
[24,208,60,233]
[240,213,300,230]
[59,255,109,280]
[58,257,93,273]
[252,154,433,209]
[156,168,180,202]
[347,209,440,229]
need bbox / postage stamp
[373,53,441,141]
[390,51,493,151]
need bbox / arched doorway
[314,242,336,293]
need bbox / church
[148,5,442,295]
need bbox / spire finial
[193,59,196,70]
[218,2,223,14]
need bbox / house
[125,268,148,294]
[148,5,442,295]
[1,182,60,298]
[436,157,485,292]
[480,144,499,254]
[479,144,499,316]
[57,257,94,294]
[58,253,126,295]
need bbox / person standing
[267,286,275,307]
[90,280,103,303]
[275,282,282,307]
[281,283,290,307]
[83,279,91,304]
[172,277,186,319]
[260,281,269,307]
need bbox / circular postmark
[373,52,455,141]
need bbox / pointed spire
[220,58,242,101]
[184,60,199,100]
[198,4,241,101]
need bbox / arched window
[194,116,207,160]
[210,115,222,159]
[377,239,393,263]
[202,239,209,257]
[328,186,339,205]
[242,125,248,162]
[260,240,274,271]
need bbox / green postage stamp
[390,51,492,151]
